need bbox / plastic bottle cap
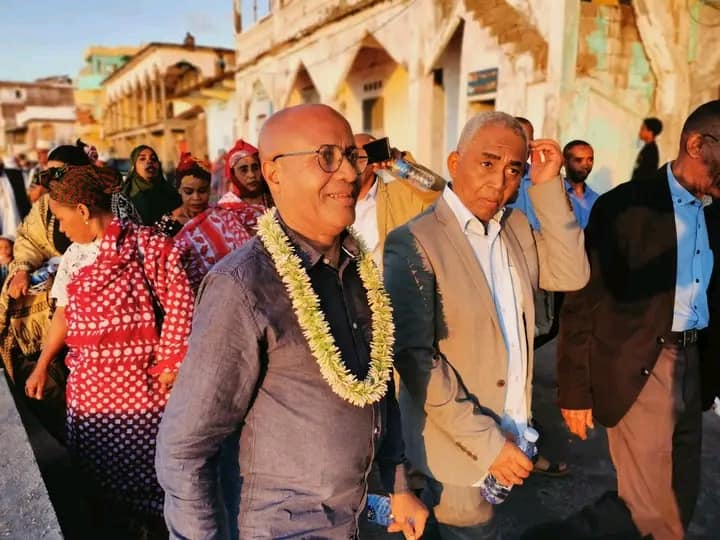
[523,427,540,443]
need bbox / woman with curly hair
[25,164,194,538]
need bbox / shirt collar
[276,212,359,269]
[667,163,702,207]
[443,184,506,233]
[360,179,379,202]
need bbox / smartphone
[363,137,392,164]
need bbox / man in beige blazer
[383,112,590,538]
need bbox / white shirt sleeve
[50,245,75,307]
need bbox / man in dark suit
[0,159,31,236]
[558,100,720,539]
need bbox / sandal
[532,455,570,477]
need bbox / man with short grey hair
[384,111,589,538]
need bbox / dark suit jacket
[558,164,720,427]
[5,168,31,220]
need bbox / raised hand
[529,139,563,185]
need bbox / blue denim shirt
[156,222,407,539]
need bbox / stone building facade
[0,78,75,159]
[232,0,720,192]
[75,46,138,149]
[100,40,235,168]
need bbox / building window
[14,89,23,99]
[362,97,384,133]
[363,80,383,93]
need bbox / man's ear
[447,151,460,182]
[685,133,704,159]
[262,160,280,187]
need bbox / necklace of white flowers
[257,210,394,407]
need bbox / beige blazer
[383,176,589,486]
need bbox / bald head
[258,104,352,162]
[258,104,360,245]
[354,133,375,147]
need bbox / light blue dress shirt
[509,173,540,230]
[668,164,713,331]
[565,179,600,230]
[509,167,599,230]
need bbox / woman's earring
[84,219,89,226]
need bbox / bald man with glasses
[156,104,427,540]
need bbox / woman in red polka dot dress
[24,164,194,535]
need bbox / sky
[0,0,239,82]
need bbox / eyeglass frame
[270,144,369,173]
[37,166,67,187]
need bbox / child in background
[0,237,14,288]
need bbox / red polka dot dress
[53,219,194,515]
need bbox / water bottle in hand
[366,493,392,527]
[481,427,539,505]
[390,158,446,192]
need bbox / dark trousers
[607,344,702,540]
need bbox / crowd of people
[0,99,717,540]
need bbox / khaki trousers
[607,344,702,540]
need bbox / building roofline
[102,42,236,85]
[0,80,73,88]
[83,46,140,61]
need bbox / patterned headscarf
[176,152,212,184]
[224,139,258,184]
[41,164,141,222]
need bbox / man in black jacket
[630,117,662,182]
[558,100,720,539]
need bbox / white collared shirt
[0,171,21,239]
[443,186,528,438]
[353,179,380,264]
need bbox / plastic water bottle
[480,427,539,505]
[389,158,446,192]
[366,493,392,527]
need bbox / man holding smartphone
[353,134,442,267]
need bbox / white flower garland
[257,211,394,407]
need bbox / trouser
[423,477,500,540]
[607,344,702,540]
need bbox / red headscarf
[224,139,259,196]
[177,152,211,183]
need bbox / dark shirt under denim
[156,222,407,539]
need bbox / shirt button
[352,322,358,330]
[640,368,650,377]
[323,257,330,264]
[697,250,701,255]
[497,379,506,387]
[696,278,700,283]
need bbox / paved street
[364,340,720,539]
[14,340,720,539]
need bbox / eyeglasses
[37,166,66,187]
[702,133,719,143]
[271,144,369,173]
